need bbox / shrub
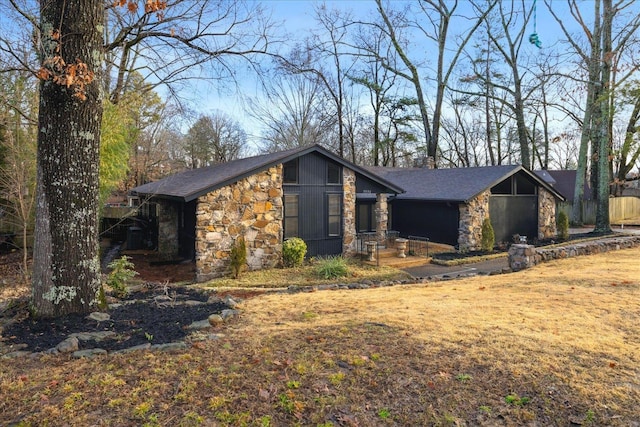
[229,237,247,279]
[282,237,307,267]
[481,217,495,252]
[314,256,348,279]
[106,255,138,298]
[557,210,569,241]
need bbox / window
[357,203,372,232]
[284,194,299,238]
[515,175,536,194]
[327,194,341,236]
[327,162,341,184]
[283,160,298,184]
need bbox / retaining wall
[508,235,640,271]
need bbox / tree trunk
[32,0,104,317]
[593,0,612,234]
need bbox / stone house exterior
[131,145,403,281]
[365,165,565,250]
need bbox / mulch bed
[1,285,228,353]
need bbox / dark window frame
[327,162,342,184]
[283,159,298,184]
[284,194,299,238]
[327,193,342,237]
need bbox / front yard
[1,248,639,425]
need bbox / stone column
[375,193,388,245]
[457,190,490,252]
[157,200,179,259]
[342,168,357,256]
[538,188,557,239]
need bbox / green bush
[229,236,247,279]
[315,256,348,279]
[282,237,307,267]
[557,211,569,241]
[106,255,138,298]
[481,217,495,252]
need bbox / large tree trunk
[593,0,612,234]
[32,0,104,317]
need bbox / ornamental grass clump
[314,256,349,280]
[283,237,307,267]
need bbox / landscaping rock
[69,331,116,342]
[86,312,111,322]
[151,342,187,352]
[208,314,223,325]
[113,343,152,354]
[55,337,79,353]
[221,309,240,320]
[186,319,212,330]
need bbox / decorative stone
[208,314,223,325]
[186,319,212,330]
[151,342,188,352]
[223,295,240,308]
[56,337,79,354]
[113,343,152,354]
[221,309,240,320]
[86,312,110,322]
[70,331,116,342]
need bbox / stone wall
[538,188,557,240]
[458,190,490,251]
[342,168,357,256]
[157,200,179,259]
[508,235,640,271]
[194,166,283,281]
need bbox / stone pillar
[342,168,357,256]
[508,244,538,271]
[458,190,490,252]
[538,188,557,239]
[157,200,179,259]
[375,193,388,245]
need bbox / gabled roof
[366,164,565,202]
[131,144,404,202]
[535,170,591,202]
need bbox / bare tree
[104,0,278,105]
[249,61,335,152]
[184,112,246,168]
[371,0,496,164]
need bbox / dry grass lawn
[1,248,639,426]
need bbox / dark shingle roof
[131,144,404,202]
[366,164,565,202]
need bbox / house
[364,165,566,249]
[130,145,403,281]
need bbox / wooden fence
[558,196,640,224]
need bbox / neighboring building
[535,170,592,203]
[366,165,566,250]
[130,145,403,281]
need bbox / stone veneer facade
[537,188,557,239]
[458,190,490,252]
[194,165,283,281]
[458,187,558,252]
[342,168,357,256]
